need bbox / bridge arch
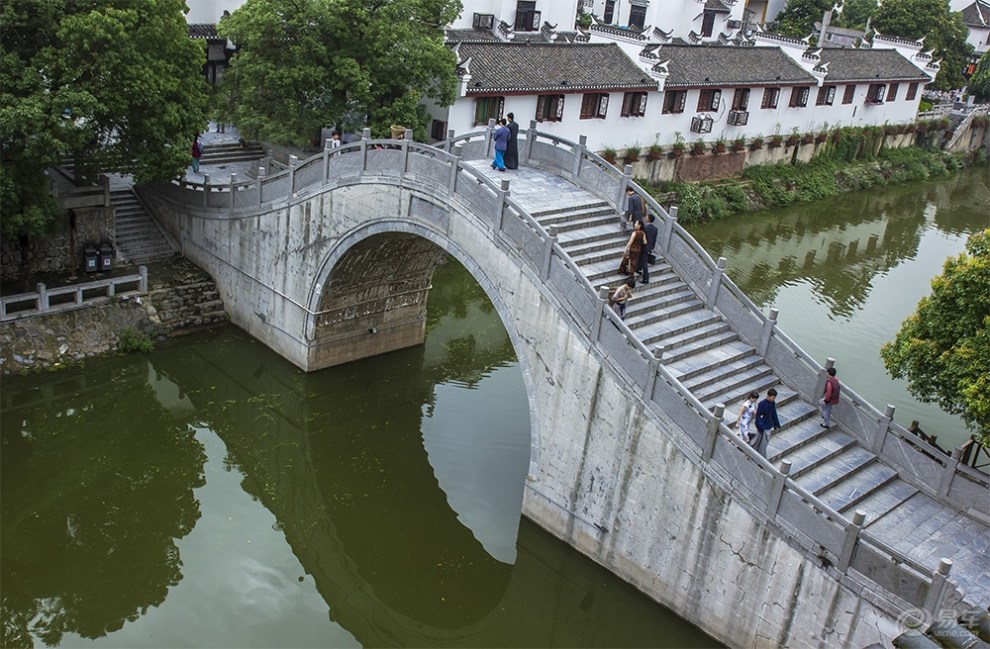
[305,217,544,476]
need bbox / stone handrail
[147,127,981,614]
[0,267,148,321]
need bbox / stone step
[530,201,611,219]
[545,213,620,235]
[661,328,739,363]
[792,446,878,495]
[692,362,775,404]
[670,339,756,380]
[857,482,921,525]
[817,462,900,513]
[563,232,634,258]
[769,417,837,461]
[777,430,859,478]
[624,296,707,331]
[624,288,700,324]
[558,224,632,249]
[638,308,723,341]
[534,204,615,226]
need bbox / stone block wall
[0,206,113,280]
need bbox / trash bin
[84,246,99,273]
[99,244,113,272]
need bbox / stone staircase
[111,189,177,265]
[200,141,266,166]
[532,200,987,558]
[148,280,227,337]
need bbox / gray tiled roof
[445,28,503,43]
[188,24,220,40]
[456,42,656,94]
[819,48,930,82]
[656,44,815,87]
[959,0,989,27]
[704,0,732,14]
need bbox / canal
[690,167,989,451]
[0,260,719,648]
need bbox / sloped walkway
[462,159,990,608]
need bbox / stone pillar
[703,404,724,462]
[573,135,587,179]
[871,404,895,454]
[229,173,238,214]
[706,257,726,309]
[758,308,778,357]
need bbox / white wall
[588,0,747,41]
[184,0,246,23]
[965,25,990,55]
[452,0,580,31]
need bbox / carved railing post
[361,127,370,171]
[758,307,778,357]
[616,164,632,213]
[703,404,724,462]
[767,459,791,516]
[448,153,460,195]
[485,118,495,157]
[288,154,298,195]
[871,404,895,454]
[494,179,509,233]
[706,257,726,308]
[938,447,962,497]
[923,559,954,615]
[444,128,455,153]
[593,286,609,342]
[526,120,536,164]
[660,207,677,257]
[401,128,412,184]
[573,135,587,179]
[257,167,266,205]
[37,283,49,312]
[139,265,148,293]
[323,139,332,180]
[644,358,659,401]
[839,510,866,572]
[543,225,557,279]
[203,174,211,207]
[229,173,238,213]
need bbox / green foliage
[218,0,460,144]
[117,328,154,354]
[743,161,840,206]
[836,0,877,29]
[970,50,990,102]
[0,0,209,241]
[770,0,834,38]
[881,229,990,445]
[872,0,973,90]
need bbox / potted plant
[601,147,617,163]
[905,123,917,134]
[801,132,814,144]
[713,137,727,154]
[732,137,746,152]
[768,134,783,149]
[624,145,640,162]
[815,131,828,144]
[916,120,930,134]
[831,129,844,142]
[749,136,764,150]
[647,143,663,161]
[691,139,706,155]
[670,133,685,158]
[883,124,897,136]
[786,129,800,146]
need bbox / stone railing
[148,125,987,616]
[1,267,147,321]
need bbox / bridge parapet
[143,125,987,620]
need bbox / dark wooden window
[629,5,647,29]
[604,0,615,23]
[430,119,447,141]
[580,93,609,119]
[815,85,836,106]
[621,92,648,117]
[887,83,899,101]
[867,83,886,104]
[697,89,721,112]
[536,94,565,122]
[701,11,716,37]
[473,96,504,126]
[732,88,750,111]
[789,86,810,108]
[472,13,495,29]
[761,87,780,109]
[662,90,687,114]
[842,84,856,104]
[514,1,540,31]
[906,82,919,100]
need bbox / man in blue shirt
[492,119,509,172]
[752,388,781,458]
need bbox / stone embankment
[0,262,227,375]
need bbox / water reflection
[0,361,206,647]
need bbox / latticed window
[731,88,750,111]
[474,96,505,126]
[887,83,899,101]
[662,90,687,114]
[697,89,721,112]
[761,87,780,109]
[621,92,648,117]
[789,86,810,108]
[867,83,886,104]
[580,93,609,119]
[536,94,565,122]
[842,84,856,104]
[816,85,836,106]
[906,82,919,101]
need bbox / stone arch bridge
[139,125,990,648]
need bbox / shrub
[624,146,640,162]
[118,328,154,354]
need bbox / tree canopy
[871,0,973,90]
[969,50,990,102]
[0,0,209,240]
[834,0,877,30]
[216,0,461,145]
[769,0,834,40]
[881,229,990,445]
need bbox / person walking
[491,119,509,172]
[819,367,841,428]
[732,392,760,443]
[751,388,781,458]
[640,212,658,284]
[505,112,519,169]
[609,276,635,319]
[191,134,202,173]
[618,219,647,277]
[624,187,644,225]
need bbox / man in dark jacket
[505,112,519,169]
[624,187,644,225]
[820,367,841,428]
[639,212,659,284]
[751,388,781,458]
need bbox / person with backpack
[820,367,841,428]
[191,134,203,173]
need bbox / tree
[871,0,973,90]
[969,50,990,101]
[217,0,461,145]
[881,229,990,446]
[0,0,209,242]
[835,0,877,30]
[769,0,834,39]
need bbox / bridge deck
[464,160,990,606]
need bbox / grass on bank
[643,138,987,225]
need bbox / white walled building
[583,0,750,43]
[449,0,581,32]
[957,0,990,65]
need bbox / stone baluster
[593,286,610,342]
[923,559,954,615]
[203,174,211,207]
[37,283,49,312]
[616,165,632,215]
[494,179,509,233]
[706,257,726,309]
[485,118,495,156]
[229,173,238,214]
[758,308,778,357]
[572,135,587,179]
[526,120,536,165]
[257,166,266,205]
[703,404,725,462]
[938,447,963,497]
[139,265,148,293]
[288,155,298,196]
[838,510,866,572]
[443,128,455,153]
[401,128,412,184]
[323,139,333,181]
[871,404,895,454]
[661,207,677,257]
[644,357,658,401]
[448,152,460,195]
[543,225,558,279]
[767,459,792,516]
[361,127,370,172]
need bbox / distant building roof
[959,0,990,27]
[656,44,816,87]
[445,28,503,43]
[188,24,220,40]
[819,48,930,82]
[456,42,656,94]
[704,0,733,14]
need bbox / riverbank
[643,143,988,224]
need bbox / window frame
[816,85,836,106]
[473,96,505,126]
[701,11,716,37]
[842,84,856,104]
[789,86,810,108]
[887,83,899,101]
[867,83,886,104]
[536,94,565,122]
[662,89,687,114]
[761,87,780,109]
[621,91,648,117]
[697,88,722,112]
[628,4,647,29]
[580,92,609,119]
[906,82,919,101]
[731,88,750,111]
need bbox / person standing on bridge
[733,392,760,443]
[640,212,658,284]
[505,112,519,169]
[819,367,841,428]
[609,276,635,319]
[751,388,780,458]
[191,134,202,173]
[624,187,644,225]
[619,219,647,277]
[491,118,509,172]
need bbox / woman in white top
[733,392,760,442]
